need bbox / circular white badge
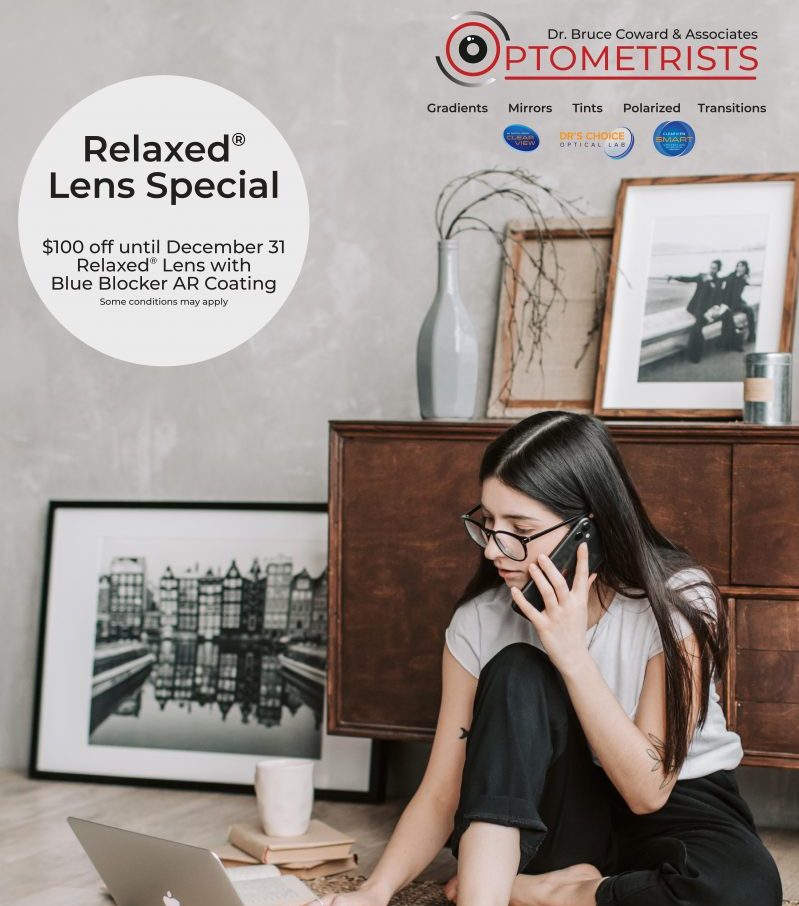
[604,127,634,160]
[18,75,309,366]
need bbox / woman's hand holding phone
[509,541,598,675]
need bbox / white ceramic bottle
[416,239,479,418]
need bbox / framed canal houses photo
[29,501,385,800]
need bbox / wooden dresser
[327,419,799,770]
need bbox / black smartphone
[511,515,605,615]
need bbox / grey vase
[416,239,479,418]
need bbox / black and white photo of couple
[637,214,765,383]
[667,257,757,360]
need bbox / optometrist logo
[503,123,540,151]
[604,127,634,159]
[435,11,509,86]
[653,121,695,157]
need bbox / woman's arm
[357,645,478,904]
[558,632,703,815]
[357,786,460,903]
[514,546,705,816]
[630,632,704,809]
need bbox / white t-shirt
[444,567,743,780]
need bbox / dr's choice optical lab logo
[558,127,635,158]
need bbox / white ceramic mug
[253,758,315,836]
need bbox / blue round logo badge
[503,124,540,152]
[653,121,695,157]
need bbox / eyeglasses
[460,505,588,562]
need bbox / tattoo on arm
[645,733,673,789]
[459,726,470,740]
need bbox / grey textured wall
[2,0,798,826]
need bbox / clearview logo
[435,13,758,85]
[503,124,540,151]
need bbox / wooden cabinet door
[731,595,799,766]
[328,425,500,739]
[616,442,731,584]
[732,444,799,587]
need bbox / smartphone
[511,515,605,616]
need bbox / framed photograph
[29,501,386,801]
[487,218,613,417]
[594,174,799,418]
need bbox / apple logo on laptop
[163,891,180,906]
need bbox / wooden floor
[2,769,797,903]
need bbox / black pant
[721,303,757,350]
[446,642,783,905]
[686,316,705,363]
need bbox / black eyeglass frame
[460,505,589,562]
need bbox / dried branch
[435,168,614,412]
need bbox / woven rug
[305,875,447,904]
[304,874,799,905]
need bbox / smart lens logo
[653,121,696,157]
[503,124,540,151]
[436,11,509,86]
[604,127,634,159]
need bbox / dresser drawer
[732,597,799,761]
[736,703,799,754]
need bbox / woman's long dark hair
[454,410,728,777]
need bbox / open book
[225,868,318,906]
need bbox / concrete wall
[2,0,798,826]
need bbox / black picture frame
[29,500,387,803]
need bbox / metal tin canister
[743,352,792,424]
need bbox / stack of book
[217,818,358,879]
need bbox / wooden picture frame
[487,218,614,417]
[594,173,799,419]
[29,500,386,801]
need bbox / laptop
[68,816,319,906]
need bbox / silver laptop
[68,816,317,906]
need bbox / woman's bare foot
[443,863,602,906]
[510,863,603,906]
